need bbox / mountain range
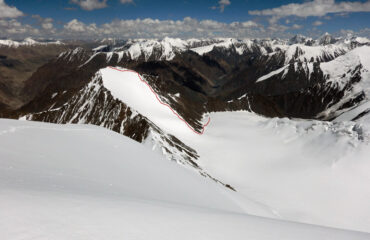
[1,33,370,235]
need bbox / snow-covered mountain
[2,35,370,235]
[86,34,369,63]
[0,37,63,48]
[16,61,370,232]
[254,45,370,121]
[2,119,370,239]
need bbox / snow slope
[175,112,370,233]
[3,119,370,239]
[99,66,370,233]
[100,67,209,135]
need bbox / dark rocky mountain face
[1,36,370,170]
[0,43,76,113]
[6,37,370,119]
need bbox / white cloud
[0,0,24,18]
[241,21,259,28]
[64,19,86,32]
[249,0,370,18]
[70,0,108,11]
[267,23,289,32]
[0,19,39,36]
[211,0,231,12]
[291,24,302,29]
[313,20,323,26]
[340,29,354,36]
[9,16,363,40]
[58,17,265,39]
[42,19,54,30]
[32,15,55,30]
[120,0,134,4]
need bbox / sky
[1,0,370,39]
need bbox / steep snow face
[256,65,289,82]
[0,38,62,47]
[321,46,370,89]
[100,67,209,135]
[2,119,370,240]
[276,43,349,64]
[318,46,370,119]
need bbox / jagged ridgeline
[1,34,370,166]
[2,35,369,119]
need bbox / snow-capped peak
[319,32,338,45]
[288,34,313,45]
[0,38,63,48]
[23,37,37,44]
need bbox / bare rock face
[0,44,74,110]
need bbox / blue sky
[1,0,370,39]
[8,0,290,23]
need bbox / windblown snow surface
[100,65,370,234]
[3,120,370,239]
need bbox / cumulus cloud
[249,0,370,18]
[291,24,302,29]
[0,0,24,18]
[64,19,87,32]
[0,19,39,37]
[41,19,54,30]
[57,17,265,39]
[241,21,259,28]
[313,20,323,26]
[70,0,108,11]
[211,0,231,12]
[32,15,55,30]
[9,16,359,40]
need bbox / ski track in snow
[107,66,211,135]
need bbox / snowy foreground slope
[101,66,370,233]
[2,120,370,239]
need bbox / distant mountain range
[2,33,370,136]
